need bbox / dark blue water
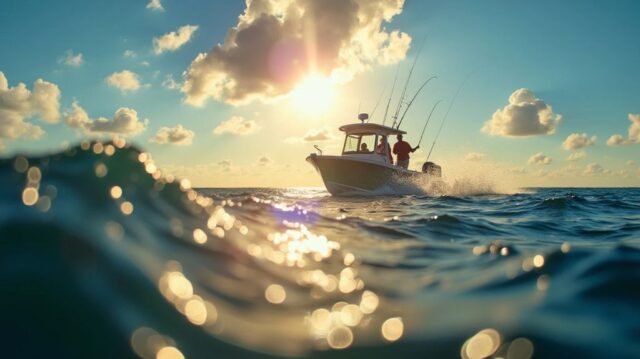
[1,143,639,358]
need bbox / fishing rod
[382,65,400,126]
[395,75,437,129]
[417,99,442,147]
[368,88,386,123]
[391,36,427,128]
[426,76,469,161]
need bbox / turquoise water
[1,143,639,358]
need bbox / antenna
[368,88,386,123]
[391,36,427,128]
[382,65,400,126]
[395,76,437,129]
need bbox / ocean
[1,143,639,358]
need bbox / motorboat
[306,113,442,196]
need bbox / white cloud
[607,113,640,146]
[303,128,333,142]
[508,167,528,175]
[123,50,137,58]
[106,70,142,92]
[0,71,61,149]
[557,165,580,176]
[162,74,181,90]
[528,152,552,165]
[64,102,147,135]
[562,133,596,150]
[464,152,485,162]
[631,113,640,142]
[59,50,84,67]
[617,169,630,178]
[217,160,232,172]
[285,128,334,143]
[151,124,194,145]
[584,163,604,175]
[153,25,199,55]
[181,0,411,106]
[147,0,164,11]
[567,151,586,161]
[606,134,625,146]
[482,88,561,137]
[256,155,273,167]
[535,169,549,177]
[213,116,258,136]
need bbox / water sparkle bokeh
[1,142,639,358]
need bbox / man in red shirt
[393,134,419,169]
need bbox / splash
[397,174,516,197]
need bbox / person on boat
[360,143,370,153]
[393,134,419,169]
[376,136,393,164]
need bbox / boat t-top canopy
[338,123,406,136]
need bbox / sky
[1,0,639,188]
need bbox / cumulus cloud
[567,151,586,161]
[147,0,164,11]
[508,167,528,175]
[607,113,640,146]
[0,71,61,149]
[303,128,333,142]
[285,127,334,143]
[528,152,552,165]
[617,169,630,178]
[213,116,258,136]
[606,134,624,146]
[59,50,84,67]
[123,50,137,58]
[631,114,640,141]
[153,25,199,55]
[256,155,272,166]
[464,152,485,162]
[181,0,412,106]
[162,74,181,90]
[562,133,596,150]
[64,102,147,135]
[151,124,194,145]
[535,169,549,177]
[584,163,604,175]
[482,88,561,137]
[106,70,142,92]
[217,160,232,171]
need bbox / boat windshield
[342,134,377,154]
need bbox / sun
[291,74,335,114]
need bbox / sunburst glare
[291,74,336,114]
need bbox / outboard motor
[422,161,442,177]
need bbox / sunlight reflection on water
[4,141,640,358]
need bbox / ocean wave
[1,144,640,358]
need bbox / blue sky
[1,0,639,187]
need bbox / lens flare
[291,74,335,114]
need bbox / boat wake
[388,173,516,197]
